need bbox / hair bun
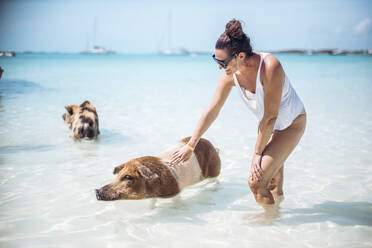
[225,19,244,40]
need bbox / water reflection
[0,144,56,154]
[0,79,45,97]
[243,196,284,226]
[96,129,131,145]
[281,201,372,226]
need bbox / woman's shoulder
[261,53,284,85]
[260,53,280,68]
[260,52,283,78]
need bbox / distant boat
[81,18,115,55]
[159,48,190,55]
[156,11,191,55]
[331,49,347,56]
[0,51,16,57]
[81,46,115,54]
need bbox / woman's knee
[248,177,261,194]
[249,175,276,193]
[248,178,275,204]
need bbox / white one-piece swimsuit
[233,52,305,130]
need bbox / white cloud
[355,18,371,35]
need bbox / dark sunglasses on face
[212,54,236,68]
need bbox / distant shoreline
[267,49,372,55]
[1,49,372,56]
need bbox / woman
[170,19,306,207]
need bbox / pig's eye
[121,175,134,181]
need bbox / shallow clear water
[0,53,372,248]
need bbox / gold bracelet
[187,144,195,152]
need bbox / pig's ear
[137,164,159,182]
[65,104,78,115]
[113,164,125,174]
[80,100,91,107]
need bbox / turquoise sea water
[0,53,372,247]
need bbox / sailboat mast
[93,17,97,48]
[168,11,172,50]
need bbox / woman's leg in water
[248,114,306,206]
[268,166,284,202]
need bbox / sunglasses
[212,54,236,68]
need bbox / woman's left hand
[250,153,264,182]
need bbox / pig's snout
[95,189,103,201]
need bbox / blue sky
[0,0,371,53]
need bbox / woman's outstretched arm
[170,72,233,165]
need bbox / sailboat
[0,51,16,57]
[157,11,190,55]
[81,18,115,54]
[82,46,113,54]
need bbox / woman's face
[214,49,238,75]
